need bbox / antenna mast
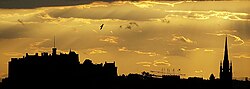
[52,35,57,56]
[54,35,56,48]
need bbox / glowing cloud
[136,59,171,67]
[118,47,130,52]
[181,48,200,52]
[131,1,185,8]
[195,70,203,73]
[29,39,51,52]
[136,62,152,65]
[118,47,159,57]
[3,52,23,57]
[229,34,245,45]
[99,36,119,44]
[136,61,152,67]
[216,30,237,33]
[142,65,151,67]
[206,33,244,45]
[147,37,163,41]
[172,34,194,44]
[164,10,250,21]
[88,48,107,55]
[153,60,171,67]
[204,49,214,52]
[134,50,159,57]
[233,54,250,59]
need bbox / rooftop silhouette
[0,37,249,89]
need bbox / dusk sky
[0,0,250,79]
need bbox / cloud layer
[2,0,248,9]
[0,0,114,9]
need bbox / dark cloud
[161,18,170,23]
[0,0,114,9]
[0,26,30,39]
[119,22,139,30]
[46,6,166,21]
[232,21,250,39]
[167,48,186,57]
[1,0,236,9]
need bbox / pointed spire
[224,35,229,61]
[220,35,232,80]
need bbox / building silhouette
[1,36,250,89]
[5,44,117,89]
[220,36,233,81]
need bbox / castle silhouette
[0,36,249,89]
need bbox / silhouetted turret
[210,74,215,80]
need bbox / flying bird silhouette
[100,24,104,30]
[119,22,139,30]
[17,19,25,26]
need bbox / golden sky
[0,1,250,79]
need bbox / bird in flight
[100,24,104,30]
[17,19,25,26]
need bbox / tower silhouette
[220,36,232,81]
[52,36,57,56]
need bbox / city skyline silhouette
[0,36,250,89]
[0,1,250,89]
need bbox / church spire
[223,35,229,69]
[224,35,228,62]
[220,35,232,81]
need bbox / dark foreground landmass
[0,48,249,89]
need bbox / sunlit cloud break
[181,48,200,52]
[164,10,250,21]
[136,59,171,67]
[118,47,159,57]
[172,34,194,44]
[99,36,119,44]
[134,51,159,57]
[206,33,244,45]
[195,70,203,73]
[88,48,107,55]
[153,60,171,67]
[204,49,214,52]
[136,61,152,67]
[136,62,152,65]
[233,54,250,59]
[118,47,130,52]
[3,52,23,57]
[29,39,51,52]
[130,1,186,8]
